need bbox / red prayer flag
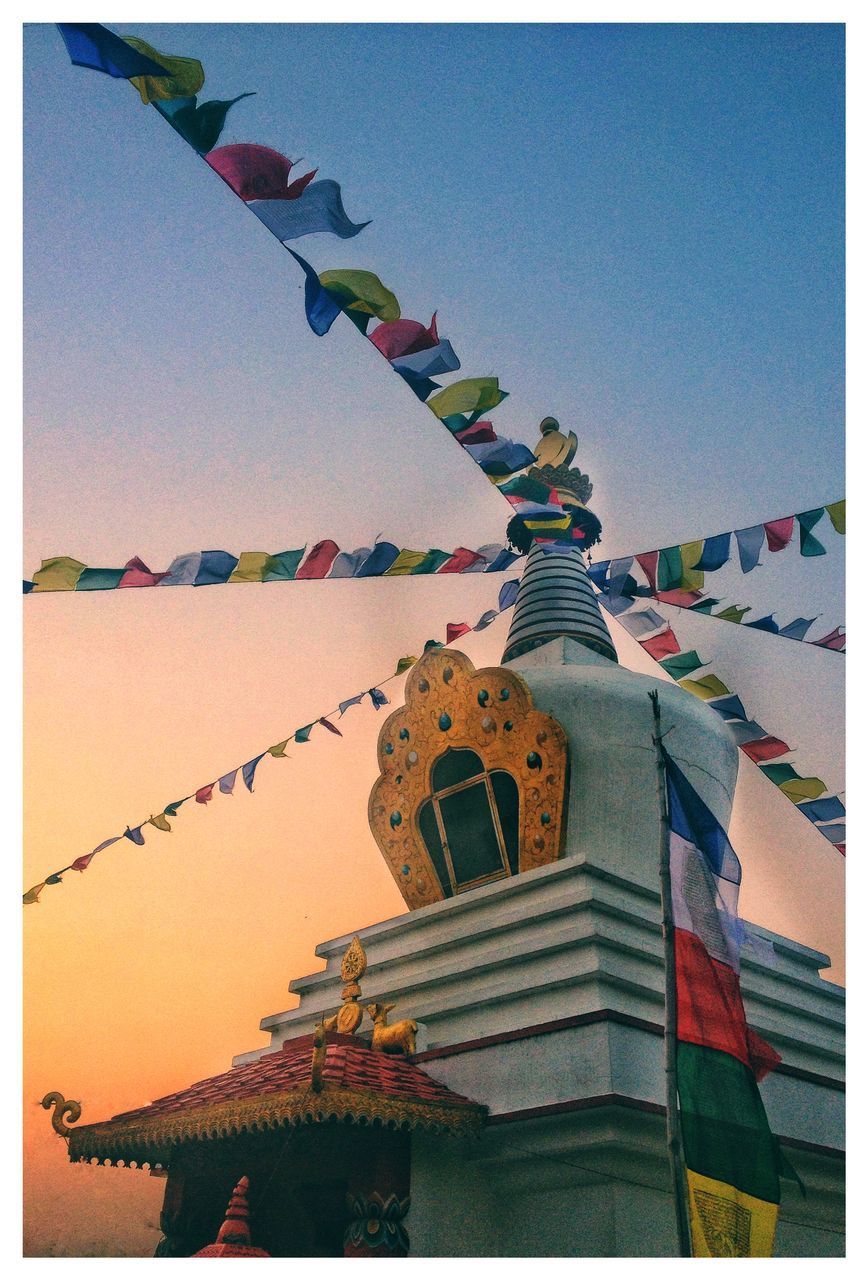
[72,852,96,872]
[455,422,497,445]
[318,716,342,736]
[285,168,317,199]
[835,843,846,856]
[119,556,169,588]
[740,736,791,764]
[812,627,846,651]
[763,516,794,552]
[654,588,704,608]
[439,548,484,573]
[196,784,214,804]
[446,622,472,643]
[636,550,659,594]
[368,314,438,360]
[675,929,779,1079]
[296,539,340,579]
[639,628,681,660]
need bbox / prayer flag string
[24,540,521,595]
[53,24,590,559]
[22,580,520,904]
[596,590,845,855]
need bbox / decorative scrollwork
[41,1091,82,1137]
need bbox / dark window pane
[491,771,520,875]
[418,800,453,897]
[432,748,484,791]
[439,781,506,887]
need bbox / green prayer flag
[294,725,313,744]
[715,605,751,623]
[75,567,126,591]
[410,549,452,575]
[758,763,798,786]
[678,1043,782,1204]
[797,508,826,557]
[395,655,418,675]
[688,599,720,615]
[825,500,845,535]
[656,546,683,593]
[263,548,306,581]
[659,650,705,679]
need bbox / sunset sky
[23,21,844,1256]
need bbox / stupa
[47,422,844,1256]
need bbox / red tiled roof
[67,1034,485,1166]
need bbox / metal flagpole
[649,689,693,1257]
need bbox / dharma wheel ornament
[321,935,368,1035]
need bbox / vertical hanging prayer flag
[735,526,765,573]
[762,517,794,553]
[825,500,845,535]
[695,534,731,572]
[796,509,827,558]
[664,752,783,1257]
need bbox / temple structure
[47,424,845,1256]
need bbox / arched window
[417,749,520,897]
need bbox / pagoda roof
[67,1033,485,1167]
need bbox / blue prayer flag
[795,796,845,824]
[287,248,342,336]
[242,754,266,792]
[735,525,765,573]
[57,23,170,79]
[707,694,748,722]
[248,181,370,242]
[695,532,731,572]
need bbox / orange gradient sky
[23,20,844,1257]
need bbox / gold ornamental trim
[368,647,570,909]
[67,1083,485,1166]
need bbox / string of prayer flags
[663,752,786,1256]
[26,539,521,594]
[54,24,576,557]
[603,501,845,602]
[596,586,845,850]
[24,578,522,903]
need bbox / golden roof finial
[321,935,369,1035]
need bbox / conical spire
[502,544,617,664]
[194,1175,271,1256]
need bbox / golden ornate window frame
[368,647,570,909]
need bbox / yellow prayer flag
[678,674,731,700]
[148,814,172,833]
[23,882,46,905]
[230,552,276,583]
[779,776,827,803]
[268,740,289,758]
[385,550,427,576]
[686,1169,778,1257]
[523,515,571,531]
[318,270,400,322]
[32,557,86,592]
[427,377,506,421]
[679,540,706,591]
[826,500,845,535]
[395,656,418,675]
[124,37,205,104]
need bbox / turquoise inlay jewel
[478,689,490,706]
[384,742,394,755]
[499,688,510,701]
[418,678,430,693]
[527,751,542,770]
[504,721,513,731]
[399,728,410,741]
[541,812,551,825]
[389,811,402,828]
[438,712,452,731]
[401,864,411,876]
[443,666,454,683]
